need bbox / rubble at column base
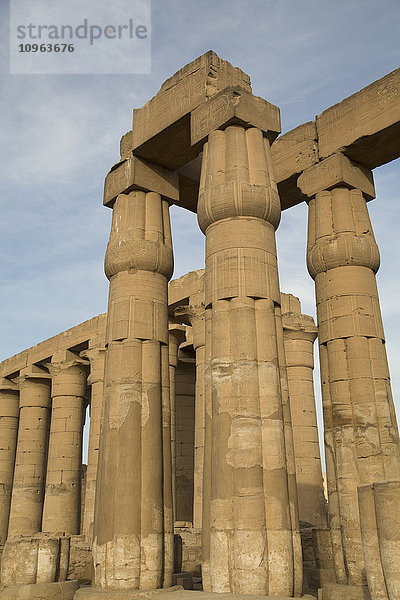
[0,580,79,600]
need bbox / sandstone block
[1,535,71,586]
[321,583,371,600]
[298,153,375,200]
[317,67,400,168]
[271,121,318,209]
[103,157,179,208]
[67,535,91,585]
[124,51,251,170]
[190,86,280,146]
[0,581,78,600]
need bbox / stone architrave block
[190,86,281,146]
[317,67,400,168]
[103,157,179,207]
[298,153,375,200]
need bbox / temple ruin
[0,52,399,600]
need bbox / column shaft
[42,350,88,535]
[93,190,174,590]
[282,296,327,529]
[168,326,186,522]
[0,379,19,544]
[175,289,206,530]
[8,367,51,538]
[307,186,400,586]
[198,126,299,596]
[193,340,205,530]
[175,359,195,523]
[82,347,105,541]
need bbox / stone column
[168,325,186,521]
[358,483,388,600]
[175,358,196,523]
[299,153,400,588]
[176,288,206,530]
[0,378,19,545]
[81,346,105,542]
[281,293,327,528]
[8,366,51,538]
[373,480,400,600]
[93,189,174,590]
[42,350,88,535]
[198,124,300,596]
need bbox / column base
[75,586,316,600]
[1,535,71,586]
[319,584,371,600]
[0,580,79,600]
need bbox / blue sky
[0,0,399,462]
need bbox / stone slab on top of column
[103,156,179,208]
[297,152,375,200]
[120,51,252,170]
[190,85,280,147]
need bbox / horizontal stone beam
[0,271,207,378]
[271,67,400,210]
[120,61,399,213]
[190,86,280,146]
[168,269,204,315]
[317,67,400,168]
[298,153,375,200]
[103,157,179,207]
[271,121,318,210]
[0,315,106,379]
[122,51,251,170]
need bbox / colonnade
[0,51,399,600]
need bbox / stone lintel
[317,67,400,168]
[103,157,179,208]
[281,292,302,315]
[271,122,318,210]
[0,273,209,379]
[190,86,280,147]
[19,365,51,381]
[168,270,205,316]
[0,377,18,392]
[122,51,252,171]
[282,313,318,341]
[281,293,317,339]
[297,153,375,200]
[51,349,90,368]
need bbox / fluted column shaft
[198,125,300,596]
[42,350,88,535]
[175,290,206,530]
[190,296,206,531]
[93,190,174,590]
[168,326,186,522]
[8,367,51,538]
[81,347,105,542]
[0,379,19,544]
[307,185,400,586]
[282,297,327,529]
